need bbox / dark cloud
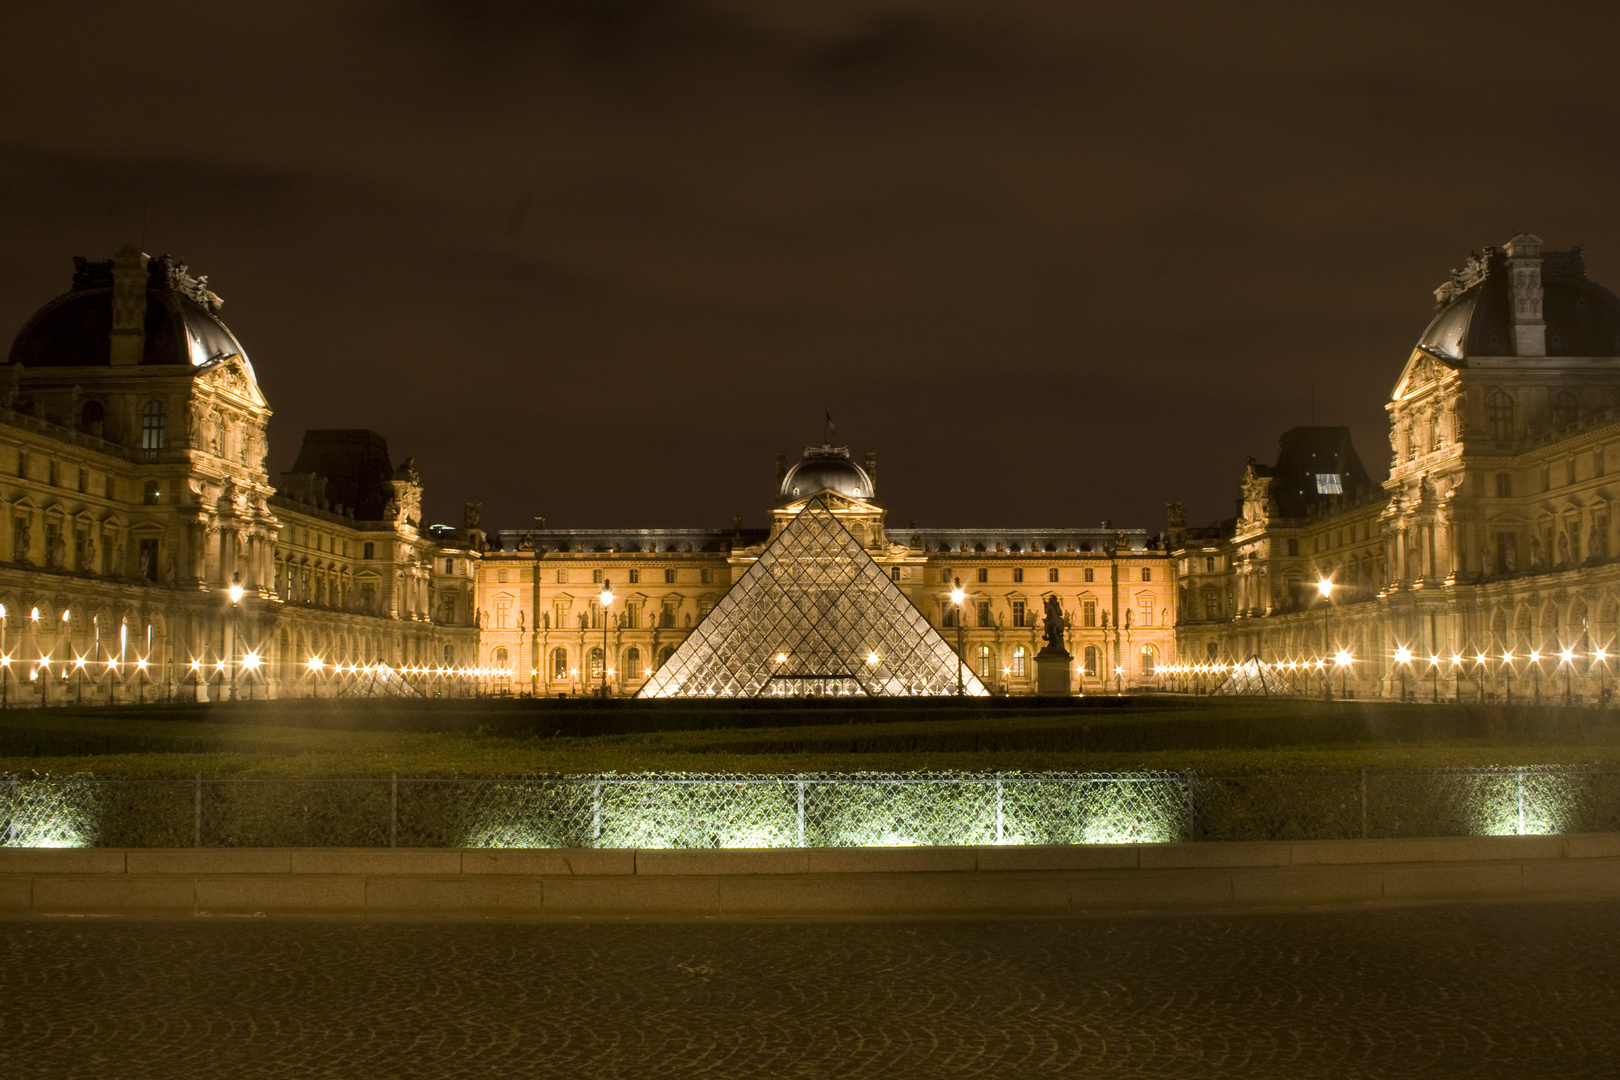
[3,2,1620,532]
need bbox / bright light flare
[241,652,261,671]
[1334,650,1353,668]
[307,657,324,672]
[1316,578,1334,598]
[1393,647,1412,664]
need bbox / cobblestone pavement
[2,901,1618,1078]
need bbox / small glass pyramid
[1211,655,1283,696]
[638,498,989,698]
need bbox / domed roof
[779,445,874,501]
[1416,241,1620,361]
[7,251,255,378]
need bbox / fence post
[389,772,398,848]
[796,775,805,847]
[1360,769,1368,840]
[193,773,202,848]
[1183,771,1196,841]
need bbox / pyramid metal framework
[1211,655,1284,696]
[638,499,989,698]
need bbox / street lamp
[1529,650,1542,705]
[1560,645,1576,705]
[950,577,965,696]
[227,572,244,701]
[1316,578,1335,701]
[598,578,614,698]
[1334,648,1352,698]
[1428,654,1441,703]
[1393,646,1412,702]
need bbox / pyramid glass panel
[1211,655,1283,696]
[638,499,988,698]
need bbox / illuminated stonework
[639,498,989,698]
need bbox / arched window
[141,400,166,456]
[1496,472,1513,498]
[624,647,642,680]
[976,644,991,678]
[1206,640,1219,660]
[1140,644,1157,676]
[1011,645,1027,677]
[1083,645,1099,677]
[551,647,567,679]
[492,646,509,672]
[79,399,105,435]
[587,647,604,679]
[657,646,675,670]
[442,644,454,666]
[1553,390,1579,428]
[1488,392,1515,441]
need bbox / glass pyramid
[638,498,989,698]
[1211,655,1283,696]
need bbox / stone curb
[1,834,1617,919]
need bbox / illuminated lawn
[3,697,1620,778]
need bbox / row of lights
[1162,646,1610,678]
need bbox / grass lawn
[3,696,1620,777]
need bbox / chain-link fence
[4,768,1619,849]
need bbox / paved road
[2,901,1617,1078]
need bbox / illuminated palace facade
[0,246,480,702]
[473,444,1177,697]
[1174,234,1620,701]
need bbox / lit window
[1011,645,1027,677]
[1083,645,1099,677]
[1315,473,1343,494]
[1140,645,1157,676]
[624,648,642,680]
[976,645,991,678]
[551,647,568,679]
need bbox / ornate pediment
[1392,349,1459,401]
[195,355,266,408]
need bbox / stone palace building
[1174,233,1620,702]
[7,232,1619,701]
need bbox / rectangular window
[362,542,375,559]
[890,566,901,581]
[1012,600,1026,628]
[77,467,87,494]
[1140,597,1154,624]
[665,568,676,583]
[44,522,58,566]
[497,567,508,583]
[1084,568,1095,582]
[628,568,640,584]
[553,602,569,628]
[1048,568,1058,582]
[700,569,713,584]
[624,602,640,629]
[73,529,85,571]
[1314,473,1344,494]
[976,600,992,628]
[941,568,952,584]
[1205,591,1221,619]
[1083,600,1096,627]
[557,569,568,584]
[104,475,113,499]
[143,480,161,505]
[660,601,676,628]
[1012,568,1024,583]
[16,451,25,479]
[360,582,377,613]
[1141,568,1151,582]
[592,569,603,584]
[1495,531,1518,575]
[976,568,988,583]
[48,460,58,486]
[495,599,511,629]
[941,603,959,628]
[698,598,714,617]
[1205,556,1216,572]
[445,558,454,574]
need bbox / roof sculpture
[638,496,988,698]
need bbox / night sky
[4,2,1620,535]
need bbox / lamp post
[1428,654,1440,704]
[1530,650,1542,705]
[1560,646,1575,705]
[1502,651,1514,705]
[1393,646,1411,702]
[950,577,965,696]
[1316,578,1335,701]
[227,573,245,702]
[0,603,7,710]
[1335,648,1353,698]
[1596,646,1609,707]
[598,578,613,698]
